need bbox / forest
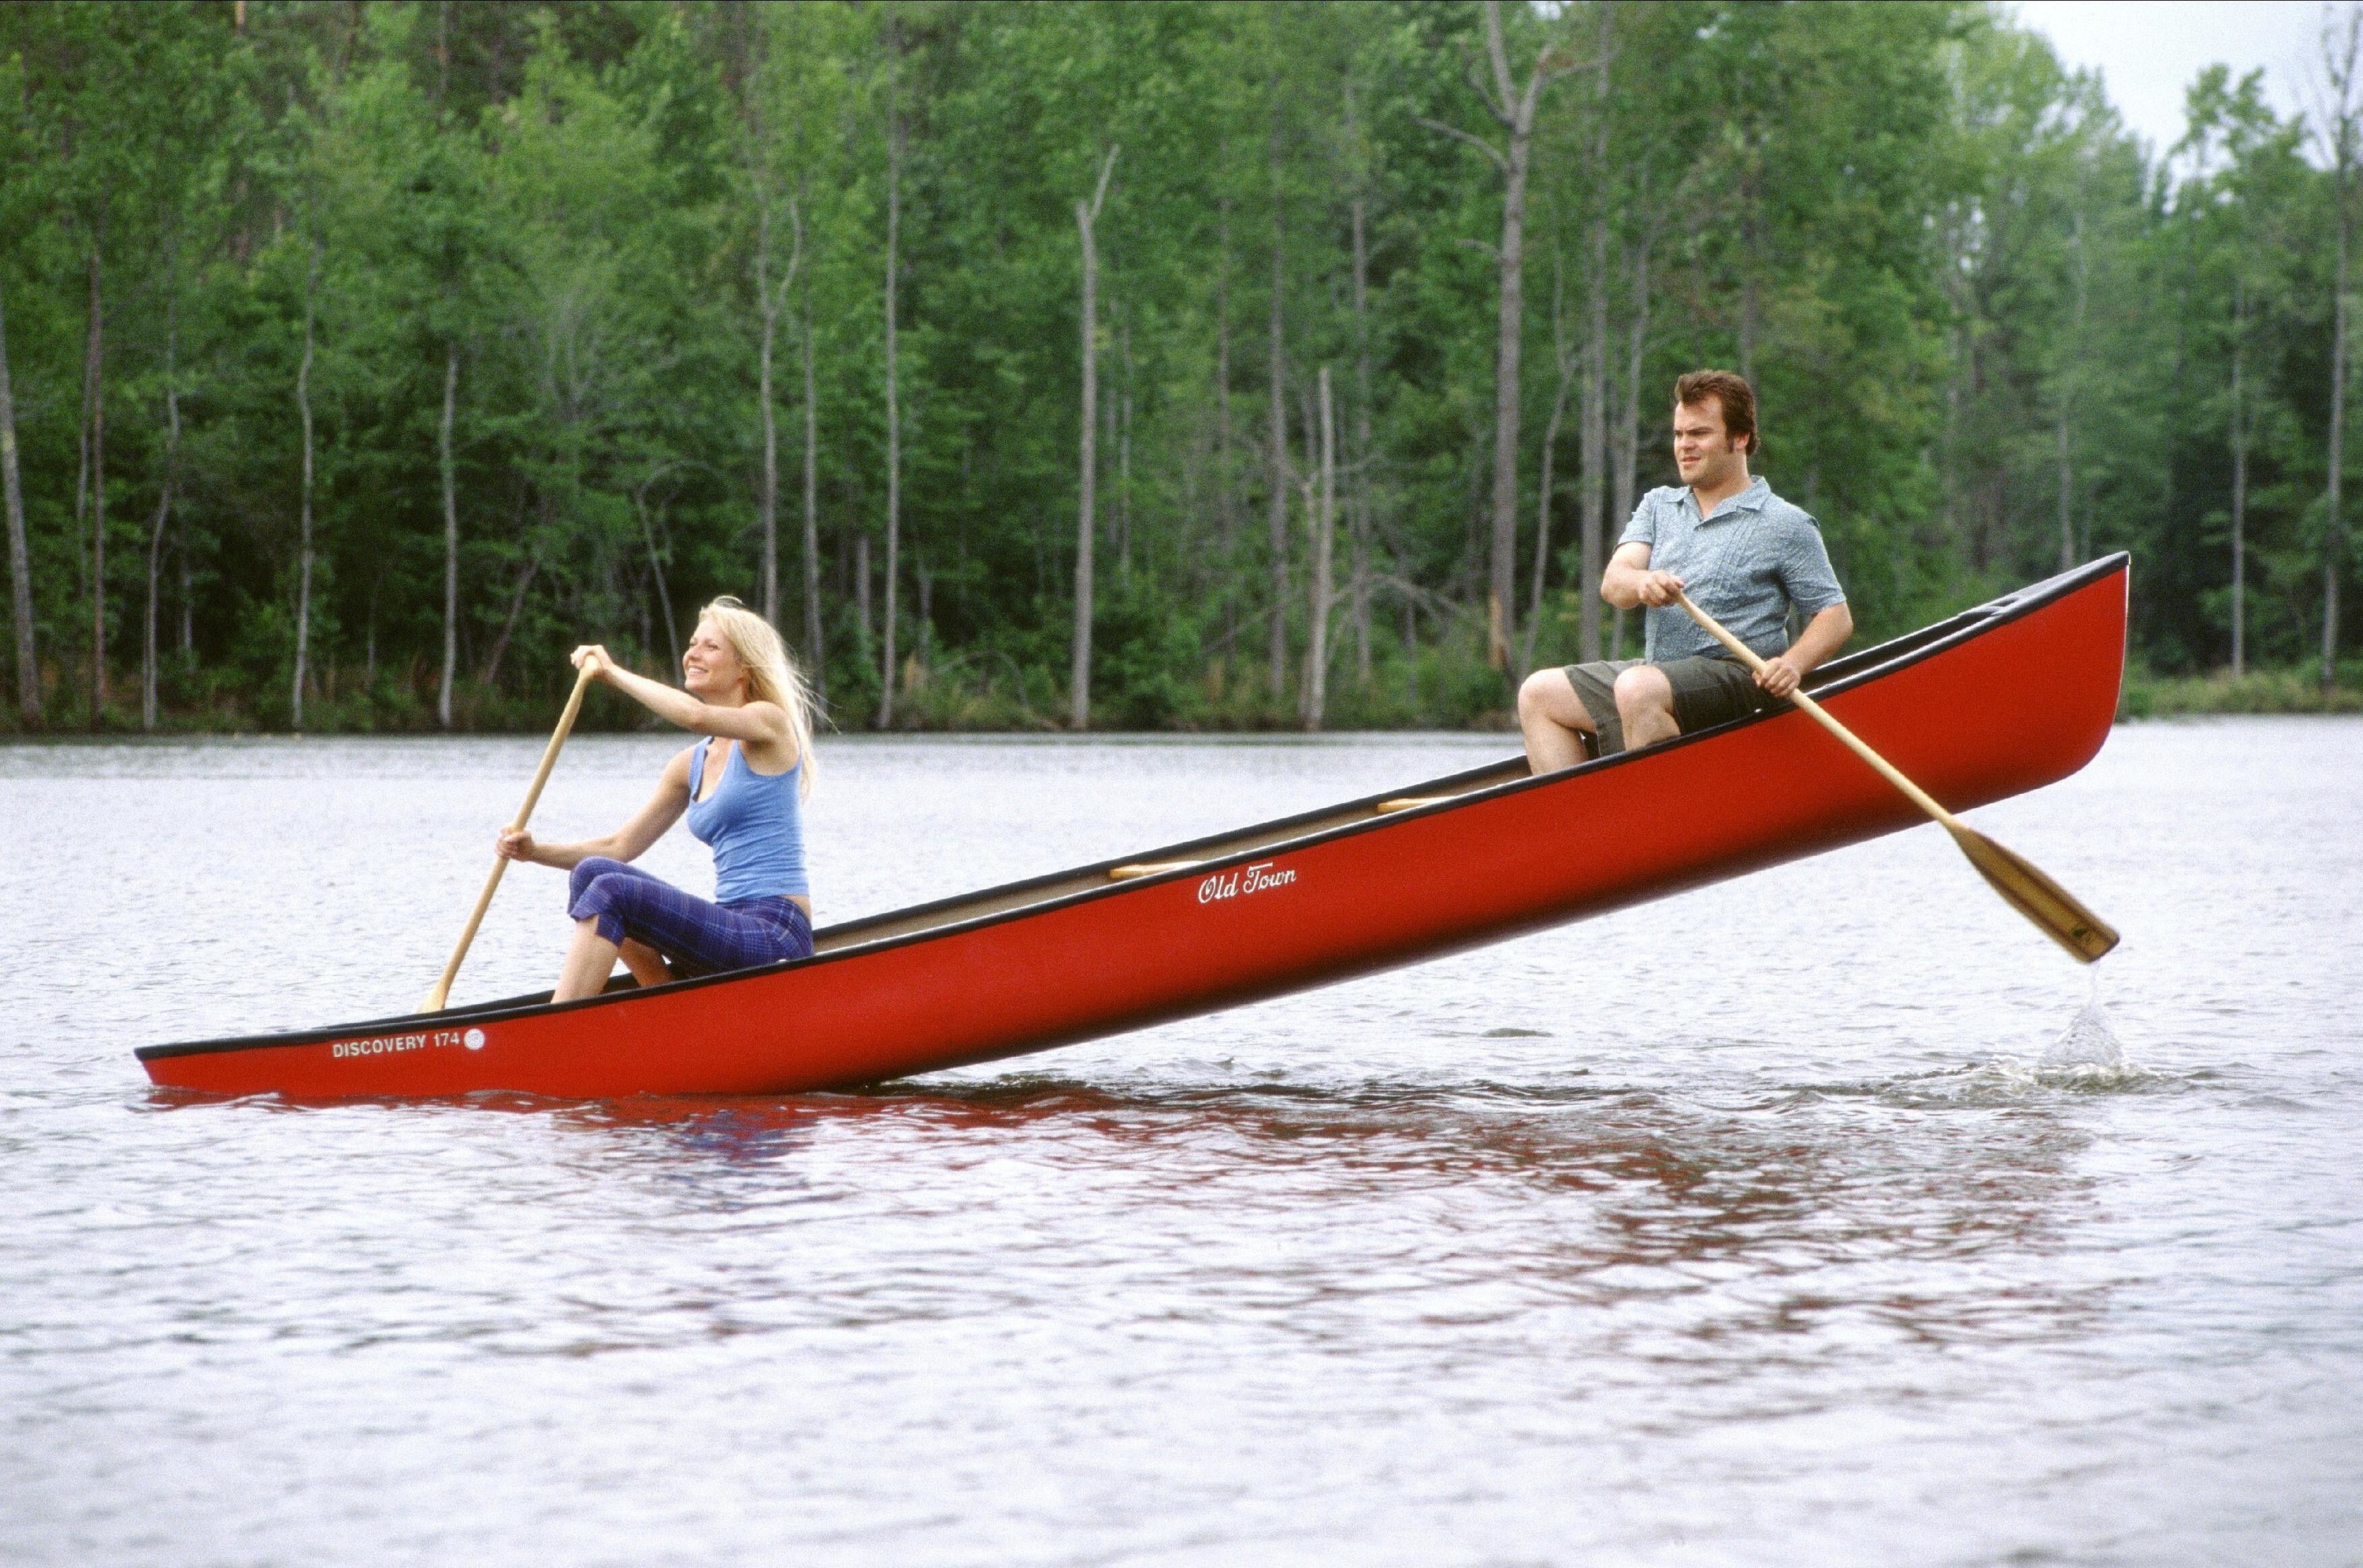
[2,0,2358,736]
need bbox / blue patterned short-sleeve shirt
[1620,476,1846,662]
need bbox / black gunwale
[139,554,2128,1063]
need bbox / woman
[496,597,819,1003]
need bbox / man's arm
[1754,602,1853,698]
[1602,541,1684,610]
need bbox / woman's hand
[571,643,617,684]
[496,828,538,865]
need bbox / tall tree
[1266,87,1290,700]
[0,280,31,728]
[1302,362,1336,728]
[876,13,904,727]
[2320,9,2361,689]
[754,185,801,628]
[1070,145,1118,729]
[1523,254,1572,677]
[799,205,823,689]
[80,227,106,726]
[1575,8,1612,663]
[142,232,180,732]
[1419,0,1572,673]
[290,239,321,731]
[438,342,459,725]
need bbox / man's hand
[1634,569,1686,608]
[1753,654,1804,699]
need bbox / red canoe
[139,554,2130,1100]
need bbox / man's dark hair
[1673,369,1759,456]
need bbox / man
[1518,369,1852,771]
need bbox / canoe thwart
[1375,796,1457,814]
[1108,860,1204,880]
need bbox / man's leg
[1612,664,1681,750]
[1517,668,1597,774]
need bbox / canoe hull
[139,558,2128,1100]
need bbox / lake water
[3,720,2359,1565]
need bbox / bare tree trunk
[632,482,680,659]
[758,200,780,628]
[878,26,903,727]
[2325,20,2358,690]
[1738,164,1758,384]
[1612,233,1651,660]
[1304,365,1335,728]
[1578,226,1608,662]
[2054,407,2074,573]
[1484,70,1530,669]
[1267,106,1290,700]
[1523,256,1571,678]
[755,191,801,628]
[855,529,873,647]
[477,554,538,691]
[2059,208,2087,573]
[2328,209,2348,690]
[178,519,192,656]
[1421,2,1565,675]
[1612,235,1650,534]
[1350,181,1374,688]
[2231,274,2246,677]
[291,243,319,731]
[1118,308,1133,575]
[1072,146,1118,729]
[85,239,108,728]
[75,243,94,613]
[1216,198,1234,567]
[800,232,824,692]
[0,281,34,727]
[143,251,180,732]
[438,341,459,727]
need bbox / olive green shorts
[1563,654,1768,757]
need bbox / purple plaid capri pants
[567,857,814,978]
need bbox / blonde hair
[696,596,818,798]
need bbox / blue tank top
[686,739,809,902]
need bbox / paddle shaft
[1671,591,1964,831]
[1671,589,2117,962]
[421,661,599,1012]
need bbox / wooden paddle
[1674,590,2119,964]
[420,660,600,1012]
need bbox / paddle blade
[1944,823,2120,963]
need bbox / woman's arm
[498,748,692,870]
[573,644,793,754]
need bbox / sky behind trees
[1,0,2357,736]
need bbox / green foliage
[2120,663,2363,717]
[0,0,2357,738]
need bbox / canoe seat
[1374,796,1456,814]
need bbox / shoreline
[5,663,2354,741]
[3,707,2356,745]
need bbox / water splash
[2038,966,2128,1074]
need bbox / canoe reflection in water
[139,556,2132,1103]
[446,1071,2114,1352]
